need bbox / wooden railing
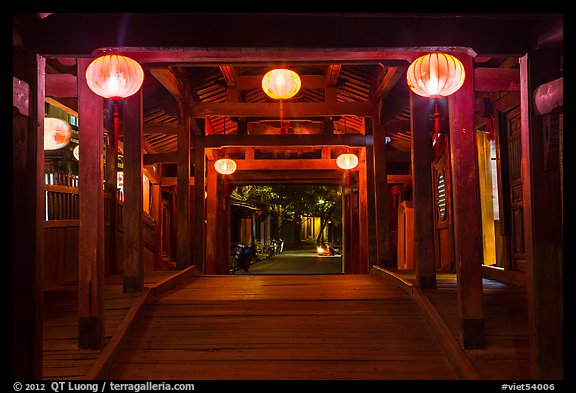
[43,172,158,290]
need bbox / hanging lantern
[85,53,144,99]
[44,117,72,150]
[336,153,358,170]
[261,68,301,100]
[214,158,237,175]
[73,145,80,160]
[406,53,465,98]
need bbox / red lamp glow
[406,53,465,98]
[44,117,72,150]
[261,68,301,100]
[336,153,358,170]
[214,158,237,175]
[85,54,144,99]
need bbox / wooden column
[342,184,352,273]
[205,160,218,274]
[12,54,45,378]
[448,52,485,349]
[176,102,191,269]
[151,182,162,269]
[410,92,436,289]
[104,103,119,272]
[77,57,105,348]
[372,117,392,268]
[519,49,563,379]
[193,137,205,272]
[363,120,378,267]
[123,91,144,293]
[358,152,370,273]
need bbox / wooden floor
[106,275,461,380]
[42,271,182,380]
[392,271,531,379]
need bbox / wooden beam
[190,101,372,117]
[234,158,357,171]
[149,68,187,102]
[122,90,145,293]
[533,76,563,116]
[448,52,485,349]
[144,121,179,135]
[474,67,520,92]
[236,74,325,89]
[77,57,105,348]
[45,73,77,98]
[202,133,366,148]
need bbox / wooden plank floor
[42,271,180,380]
[392,271,531,379]
[106,275,461,380]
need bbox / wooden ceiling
[25,13,561,180]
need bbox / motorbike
[230,242,252,273]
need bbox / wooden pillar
[372,117,392,268]
[77,57,105,348]
[363,120,378,267]
[342,184,352,273]
[176,102,191,269]
[205,160,218,274]
[410,92,436,289]
[12,54,45,378]
[104,103,119,273]
[519,49,563,379]
[122,91,144,293]
[151,182,162,269]
[448,52,485,349]
[193,137,205,272]
[358,152,370,273]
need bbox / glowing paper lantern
[261,68,301,100]
[406,53,465,98]
[214,158,237,175]
[73,145,79,160]
[44,117,72,150]
[85,54,144,99]
[336,153,359,170]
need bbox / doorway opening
[229,184,343,274]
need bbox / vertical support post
[104,102,119,272]
[410,92,437,289]
[123,90,144,293]
[193,137,205,272]
[519,49,563,379]
[342,182,352,273]
[205,160,218,274]
[77,57,105,348]
[176,101,191,269]
[358,151,370,273]
[372,116,392,268]
[363,120,378,267]
[448,52,485,349]
[12,54,45,378]
[151,181,162,269]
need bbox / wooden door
[499,106,526,271]
[432,148,455,273]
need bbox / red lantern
[406,53,465,98]
[85,54,144,99]
[214,158,237,175]
[261,68,301,100]
[44,117,72,150]
[336,153,358,170]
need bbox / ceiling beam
[202,133,366,148]
[189,101,372,118]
